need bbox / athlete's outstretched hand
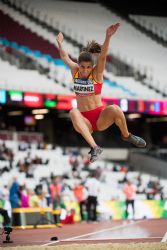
[56,32,64,45]
[106,23,120,38]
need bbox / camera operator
[0,190,11,227]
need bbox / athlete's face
[79,61,93,78]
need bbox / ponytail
[81,40,101,54]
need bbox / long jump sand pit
[1,243,167,250]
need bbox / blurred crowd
[0,141,165,227]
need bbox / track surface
[0,218,167,247]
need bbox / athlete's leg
[69,108,97,148]
[96,105,146,147]
[70,108,103,162]
[96,105,129,137]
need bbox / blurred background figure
[9,177,20,209]
[0,189,12,227]
[49,176,62,210]
[123,179,137,219]
[85,170,100,222]
[73,181,87,221]
[20,184,30,208]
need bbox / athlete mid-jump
[56,23,146,162]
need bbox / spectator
[136,174,142,188]
[119,172,128,184]
[73,182,87,221]
[0,190,11,227]
[1,185,9,200]
[154,179,164,200]
[50,176,62,209]
[85,170,100,222]
[28,189,40,208]
[123,180,137,219]
[145,179,157,199]
[61,207,76,224]
[38,191,49,208]
[9,177,20,208]
[20,185,29,208]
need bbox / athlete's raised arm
[94,23,120,81]
[56,32,78,75]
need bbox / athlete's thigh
[81,115,93,133]
[96,105,116,131]
[70,108,93,133]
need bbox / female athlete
[56,23,146,162]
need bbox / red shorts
[81,106,104,131]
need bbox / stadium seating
[0,58,71,94]
[0,140,167,201]
[0,1,165,99]
[129,15,167,42]
[5,0,166,96]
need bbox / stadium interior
[0,0,167,246]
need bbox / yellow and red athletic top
[73,71,102,97]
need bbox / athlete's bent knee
[69,109,82,133]
[112,104,121,112]
[69,109,79,119]
[110,105,123,117]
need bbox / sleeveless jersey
[73,71,102,97]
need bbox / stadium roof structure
[62,0,167,17]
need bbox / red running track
[0,218,167,247]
